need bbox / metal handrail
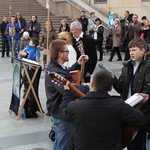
[52,0,108,30]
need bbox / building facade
[85,0,150,20]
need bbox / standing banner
[9,58,21,115]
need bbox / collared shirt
[59,63,67,70]
[73,32,84,42]
[93,24,101,40]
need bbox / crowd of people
[0,10,150,150]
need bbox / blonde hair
[58,31,72,45]
[61,19,67,24]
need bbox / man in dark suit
[70,21,97,83]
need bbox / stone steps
[0,0,72,51]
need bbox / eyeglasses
[61,50,69,53]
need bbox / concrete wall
[91,0,150,20]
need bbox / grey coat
[110,25,122,47]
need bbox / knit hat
[23,31,29,37]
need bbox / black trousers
[124,40,131,61]
[109,47,122,61]
[94,40,103,60]
[2,37,9,56]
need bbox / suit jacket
[72,34,97,75]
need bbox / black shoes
[1,55,10,57]
[108,59,112,62]
[116,59,122,61]
[98,58,103,61]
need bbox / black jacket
[26,20,41,39]
[61,90,145,150]
[45,58,89,118]
[0,21,9,37]
[80,17,88,33]
[58,24,70,33]
[113,52,150,114]
[72,34,97,75]
[96,25,104,42]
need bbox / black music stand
[9,58,44,120]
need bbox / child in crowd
[18,38,39,61]
[20,31,30,50]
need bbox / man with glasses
[45,39,89,150]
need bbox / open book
[22,58,40,66]
[125,93,143,107]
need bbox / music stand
[9,58,44,120]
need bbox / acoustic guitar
[75,40,85,84]
[48,71,138,148]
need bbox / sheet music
[125,93,143,107]
[22,58,40,66]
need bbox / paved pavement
[0,51,149,150]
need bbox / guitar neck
[68,83,85,98]
[80,58,85,83]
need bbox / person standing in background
[26,15,41,62]
[108,18,122,62]
[6,16,21,59]
[88,12,96,37]
[15,12,27,52]
[20,31,30,50]
[80,11,88,34]
[59,19,70,33]
[58,31,77,68]
[0,16,9,57]
[40,20,58,70]
[123,14,141,60]
[93,18,104,61]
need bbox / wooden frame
[16,61,44,120]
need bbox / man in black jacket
[0,16,9,57]
[26,15,41,61]
[61,69,146,150]
[70,21,97,82]
[80,11,88,34]
[45,39,89,150]
[112,38,150,150]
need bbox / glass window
[94,0,107,4]
[142,0,150,1]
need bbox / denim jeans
[2,37,9,56]
[53,118,74,150]
[9,39,20,58]
[36,47,41,59]
[147,44,150,51]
